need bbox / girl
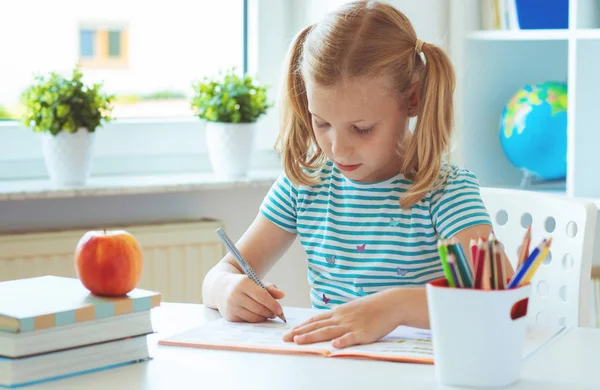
[202,0,513,349]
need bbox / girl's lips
[336,162,362,172]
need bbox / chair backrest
[479,187,597,328]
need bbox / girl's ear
[406,82,420,117]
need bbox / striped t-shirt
[260,161,492,309]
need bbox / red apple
[75,229,143,296]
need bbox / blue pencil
[507,240,546,288]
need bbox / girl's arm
[283,223,506,347]
[202,213,297,323]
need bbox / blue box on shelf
[515,0,569,29]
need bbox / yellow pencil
[521,237,553,285]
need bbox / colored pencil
[449,239,473,288]
[507,239,546,288]
[448,253,463,288]
[517,225,532,269]
[521,237,553,285]
[438,240,455,287]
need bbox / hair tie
[415,39,425,54]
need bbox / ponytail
[400,42,456,208]
[275,24,323,186]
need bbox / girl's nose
[331,130,353,159]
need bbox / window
[0,0,290,180]
[0,0,245,121]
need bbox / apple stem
[104,228,106,235]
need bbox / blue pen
[507,241,544,288]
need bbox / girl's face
[306,76,417,183]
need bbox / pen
[216,228,287,323]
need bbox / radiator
[0,219,225,304]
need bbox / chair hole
[537,280,549,297]
[521,213,533,229]
[559,285,568,303]
[559,316,567,327]
[544,217,556,233]
[495,210,509,226]
[536,311,548,325]
[566,221,578,238]
[562,253,574,270]
[543,251,552,265]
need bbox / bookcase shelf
[452,0,600,199]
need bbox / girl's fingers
[241,293,276,319]
[293,325,346,345]
[283,319,336,341]
[332,331,363,348]
[245,283,284,318]
[231,306,269,323]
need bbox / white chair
[479,187,597,328]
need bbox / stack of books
[0,275,161,388]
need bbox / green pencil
[438,240,455,287]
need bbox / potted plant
[20,64,113,186]
[190,68,271,178]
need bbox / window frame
[0,0,290,182]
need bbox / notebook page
[159,314,334,355]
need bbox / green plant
[190,68,271,123]
[20,64,114,135]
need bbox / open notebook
[158,307,565,364]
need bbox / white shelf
[467,29,570,41]
[453,0,600,200]
[574,29,600,39]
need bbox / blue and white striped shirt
[260,161,491,309]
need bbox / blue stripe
[308,272,358,296]
[95,302,115,318]
[437,202,487,226]
[309,265,441,288]
[443,217,492,238]
[297,222,438,239]
[263,202,296,223]
[311,180,410,193]
[301,241,439,257]
[298,189,401,202]
[133,297,152,312]
[305,249,440,266]
[437,204,488,227]
[310,289,346,305]
[299,206,434,221]
[297,216,438,232]
[260,209,296,232]
[301,232,436,248]
[270,190,295,218]
[21,318,34,332]
[309,263,443,279]
[55,310,76,326]
[432,190,481,217]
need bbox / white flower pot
[42,127,95,186]
[205,121,257,179]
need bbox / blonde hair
[275,0,455,208]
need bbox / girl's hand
[218,273,285,323]
[282,289,402,348]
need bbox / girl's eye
[314,121,330,129]
[354,125,373,134]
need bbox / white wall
[291,0,450,49]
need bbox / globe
[499,81,567,181]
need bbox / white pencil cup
[426,278,532,388]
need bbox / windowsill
[0,169,282,201]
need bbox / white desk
[30,303,600,390]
